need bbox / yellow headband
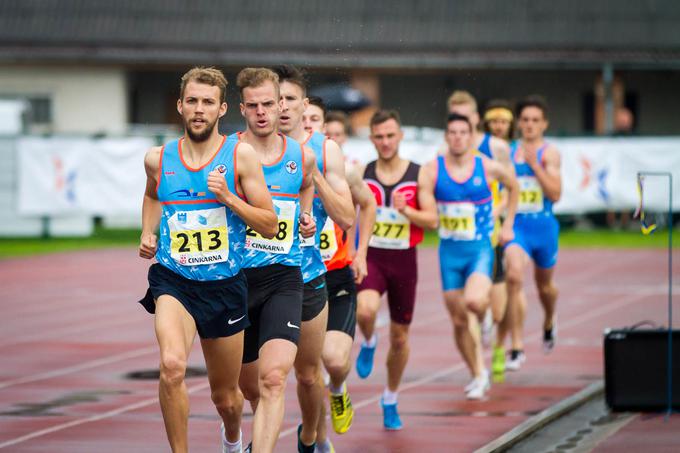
[484,108,513,122]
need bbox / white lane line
[0,346,157,390]
[0,381,211,449]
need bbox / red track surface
[1,247,678,452]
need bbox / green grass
[421,228,677,249]
[1,227,677,259]
[0,227,140,259]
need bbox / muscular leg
[295,303,329,445]
[356,289,381,341]
[201,333,245,443]
[239,361,260,413]
[492,282,509,348]
[322,331,354,389]
[464,273,493,376]
[505,245,529,351]
[251,339,298,453]
[444,289,476,376]
[315,330,353,445]
[154,296,197,453]
[386,321,410,392]
[535,266,558,330]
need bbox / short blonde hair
[447,90,478,113]
[179,67,228,103]
[236,67,280,100]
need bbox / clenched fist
[207,170,233,206]
[139,233,157,259]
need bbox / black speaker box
[604,328,680,411]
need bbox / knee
[463,295,486,316]
[259,368,287,400]
[390,330,409,352]
[537,281,557,298]
[356,304,375,325]
[323,349,349,377]
[295,365,320,389]
[212,387,241,417]
[452,313,469,329]
[505,266,523,288]
[159,354,186,387]
[240,378,260,403]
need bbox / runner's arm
[311,140,355,230]
[299,147,318,238]
[489,137,514,217]
[528,145,562,202]
[347,164,376,283]
[208,142,278,238]
[139,147,163,258]
[486,159,519,245]
[401,163,439,230]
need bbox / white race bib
[369,206,411,249]
[319,217,338,261]
[438,202,476,241]
[518,176,544,213]
[246,199,296,254]
[169,207,229,266]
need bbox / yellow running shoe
[492,346,505,383]
[329,383,354,434]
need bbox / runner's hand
[351,253,368,285]
[524,148,539,169]
[139,233,157,259]
[393,192,407,212]
[499,223,514,246]
[299,212,316,238]
[207,170,233,206]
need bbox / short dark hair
[271,65,307,95]
[307,96,326,116]
[325,110,350,133]
[370,110,401,129]
[517,95,549,120]
[446,113,472,131]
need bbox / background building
[1,0,679,136]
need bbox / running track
[0,247,678,452]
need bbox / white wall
[0,65,128,134]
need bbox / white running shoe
[465,372,490,400]
[464,369,488,392]
[543,319,557,354]
[505,350,526,371]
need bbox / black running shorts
[492,244,506,284]
[138,263,248,339]
[302,274,328,322]
[325,265,357,338]
[242,264,303,363]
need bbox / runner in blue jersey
[421,113,518,400]
[504,95,562,371]
[448,91,515,382]
[138,67,278,453]
[232,68,318,453]
[273,65,355,453]
[482,98,518,380]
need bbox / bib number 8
[246,221,288,241]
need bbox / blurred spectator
[613,106,634,136]
[608,106,635,228]
[324,110,350,147]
